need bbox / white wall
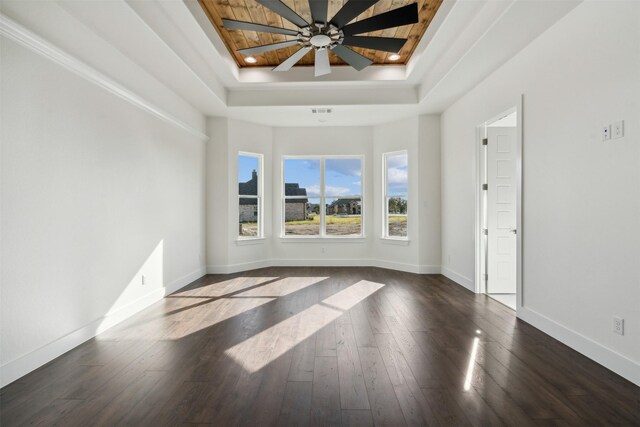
[418,115,442,270]
[372,118,420,268]
[440,1,640,384]
[0,38,206,386]
[205,119,441,273]
[371,116,442,272]
[206,118,274,272]
[271,126,374,264]
[0,0,205,132]
[228,120,273,267]
[206,117,231,269]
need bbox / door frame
[474,95,524,312]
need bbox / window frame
[382,150,409,241]
[238,151,264,240]
[281,155,365,239]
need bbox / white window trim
[238,151,264,240]
[281,155,365,239]
[382,150,409,241]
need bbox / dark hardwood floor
[1,267,639,426]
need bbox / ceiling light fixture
[223,0,419,77]
[245,56,257,64]
[389,53,401,61]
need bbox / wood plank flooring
[1,267,639,426]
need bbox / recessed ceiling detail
[198,0,443,69]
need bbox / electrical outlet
[321,247,325,254]
[613,316,624,335]
[141,275,146,286]
[602,125,611,141]
[612,120,624,139]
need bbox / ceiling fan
[223,0,419,76]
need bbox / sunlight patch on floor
[464,334,481,391]
[173,276,280,298]
[225,280,385,373]
[234,276,329,298]
[117,277,327,340]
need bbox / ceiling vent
[312,108,333,114]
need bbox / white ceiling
[3,0,582,127]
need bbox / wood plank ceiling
[199,0,443,68]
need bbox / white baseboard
[207,259,271,274]
[518,307,640,387]
[440,266,475,292]
[0,266,206,388]
[437,269,639,387]
[373,259,440,274]
[164,266,207,295]
[419,265,442,274]
[208,259,440,275]
[273,258,371,267]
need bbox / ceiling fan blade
[330,0,379,29]
[239,41,300,55]
[256,0,309,28]
[274,46,312,71]
[309,0,328,24]
[331,44,373,71]
[223,19,299,37]
[342,36,407,53]
[315,48,331,76]
[341,3,419,36]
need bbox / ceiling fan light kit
[223,0,419,76]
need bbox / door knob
[510,229,517,234]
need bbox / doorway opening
[475,101,522,311]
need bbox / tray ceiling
[198,0,443,68]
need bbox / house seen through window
[283,157,362,237]
[238,153,262,238]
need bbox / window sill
[236,237,266,246]
[380,237,410,246]
[279,236,367,243]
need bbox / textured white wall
[1,39,206,386]
[440,1,640,382]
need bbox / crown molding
[0,13,209,141]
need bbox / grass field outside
[285,214,361,236]
[387,215,408,237]
[241,214,408,237]
[239,223,258,237]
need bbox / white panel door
[487,127,517,294]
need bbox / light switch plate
[602,125,611,141]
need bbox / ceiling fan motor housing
[301,22,343,50]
